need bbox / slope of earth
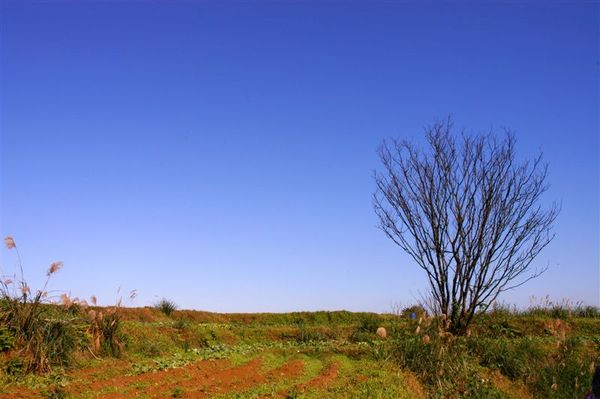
[1,308,599,398]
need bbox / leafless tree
[373,119,559,335]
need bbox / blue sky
[1,1,598,311]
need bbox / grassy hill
[1,303,599,398]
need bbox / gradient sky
[1,1,598,312]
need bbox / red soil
[0,357,306,399]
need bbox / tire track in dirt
[298,361,339,390]
[277,360,340,397]
[64,357,305,399]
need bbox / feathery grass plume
[20,283,30,296]
[4,236,15,249]
[47,261,63,276]
[90,295,97,306]
[60,293,71,306]
[4,235,25,284]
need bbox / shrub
[401,305,428,319]
[155,298,178,317]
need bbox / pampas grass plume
[4,236,15,249]
[47,261,63,276]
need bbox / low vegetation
[1,237,598,398]
[0,303,598,398]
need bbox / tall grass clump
[529,336,598,398]
[467,336,545,379]
[88,291,136,357]
[0,236,85,373]
[388,316,504,398]
[387,309,600,398]
[523,295,600,319]
[155,298,178,317]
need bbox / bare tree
[373,119,559,335]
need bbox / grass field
[1,305,599,398]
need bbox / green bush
[155,298,178,317]
[401,305,428,319]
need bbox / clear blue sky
[1,1,598,312]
